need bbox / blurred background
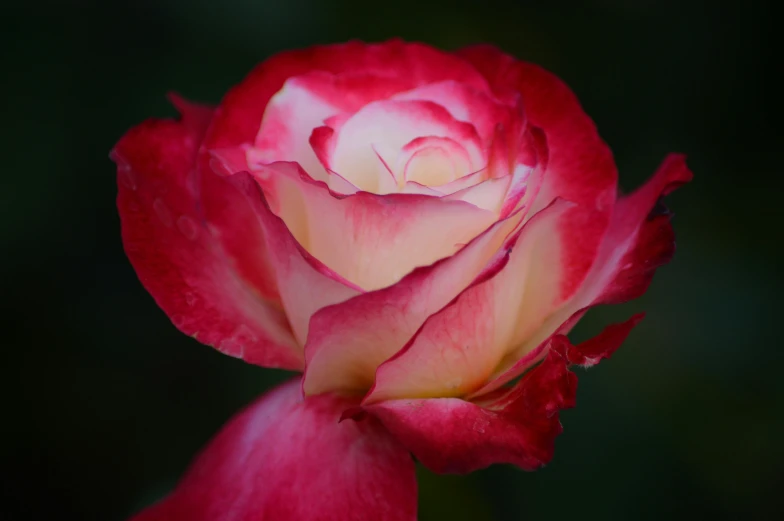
[2,1,781,520]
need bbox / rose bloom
[112,40,691,520]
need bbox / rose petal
[111,100,301,370]
[205,39,491,154]
[363,343,577,474]
[129,379,417,521]
[459,45,619,302]
[249,71,416,185]
[221,170,361,347]
[392,80,512,142]
[472,154,693,395]
[561,314,644,367]
[363,199,573,403]
[399,136,473,186]
[315,100,485,194]
[249,161,497,291]
[303,206,527,396]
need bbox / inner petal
[404,146,457,187]
[398,136,472,189]
[315,99,485,194]
[250,71,414,187]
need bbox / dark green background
[3,1,781,520]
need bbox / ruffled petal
[362,343,577,474]
[303,207,526,396]
[472,154,692,395]
[129,379,417,521]
[111,99,301,370]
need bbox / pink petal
[363,344,577,474]
[205,39,490,155]
[561,314,644,367]
[129,379,417,521]
[590,154,693,305]
[315,99,485,194]
[251,161,497,291]
[249,71,416,184]
[111,99,301,370]
[302,207,527,396]
[363,199,573,403]
[472,154,692,395]
[222,170,362,347]
[391,80,512,142]
[399,136,473,186]
[458,45,619,302]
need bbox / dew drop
[153,198,174,227]
[472,418,489,434]
[117,165,137,190]
[170,314,187,328]
[177,215,199,241]
[218,324,258,359]
[184,291,198,307]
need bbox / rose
[112,40,691,520]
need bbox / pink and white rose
[112,40,691,520]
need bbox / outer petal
[129,379,417,521]
[303,207,526,396]
[459,45,618,301]
[111,101,301,370]
[473,154,693,395]
[364,199,573,403]
[205,40,491,155]
[250,161,497,291]
[363,343,577,474]
[220,170,362,347]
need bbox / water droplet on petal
[472,418,489,434]
[184,291,198,307]
[170,314,187,328]
[218,324,258,359]
[177,215,199,240]
[153,198,173,227]
[117,165,137,190]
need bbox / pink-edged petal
[561,314,644,367]
[249,71,415,183]
[399,136,473,186]
[319,100,485,193]
[129,379,416,521]
[204,39,491,155]
[459,45,618,301]
[392,80,512,143]
[443,176,510,213]
[303,207,527,396]
[399,181,444,196]
[590,154,692,305]
[111,100,301,370]
[200,148,282,304]
[364,199,572,403]
[222,171,361,347]
[473,154,692,395]
[363,344,577,474]
[437,167,488,195]
[252,161,497,291]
